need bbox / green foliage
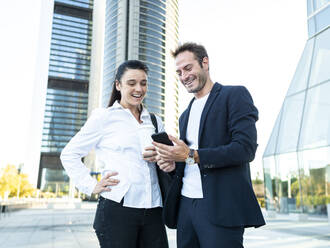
[39,191,56,198]
[253,172,264,185]
[257,197,265,208]
[0,164,36,198]
[252,178,263,185]
[296,194,330,207]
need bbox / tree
[0,164,36,198]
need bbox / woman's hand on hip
[92,171,120,194]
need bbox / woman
[60,60,174,248]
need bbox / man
[153,43,265,248]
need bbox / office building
[263,0,330,217]
[38,0,94,192]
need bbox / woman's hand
[92,171,120,194]
[157,160,176,172]
[142,146,158,162]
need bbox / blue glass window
[49,12,92,81]
[55,0,93,9]
[140,1,166,15]
[140,7,165,21]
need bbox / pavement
[0,202,329,248]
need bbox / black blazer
[177,82,265,228]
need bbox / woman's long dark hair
[108,60,149,107]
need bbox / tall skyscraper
[263,0,330,217]
[38,0,94,191]
[101,0,179,134]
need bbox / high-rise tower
[38,0,94,191]
[101,0,179,134]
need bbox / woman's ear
[115,80,121,91]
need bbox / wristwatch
[185,149,195,165]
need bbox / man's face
[175,51,208,94]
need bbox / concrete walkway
[0,202,176,248]
[0,203,329,248]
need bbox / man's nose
[181,71,189,81]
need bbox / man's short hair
[172,42,208,68]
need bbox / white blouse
[60,101,164,208]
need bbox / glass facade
[102,0,119,107]
[307,0,330,36]
[41,88,88,153]
[139,0,167,117]
[49,13,92,80]
[102,0,179,123]
[263,0,330,216]
[56,0,93,9]
[38,0,93,192]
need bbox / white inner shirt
[181,93,209,198]
[60,101,164,208]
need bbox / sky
[0,1,44,167]
[177,0,308,179]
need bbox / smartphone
[151,132,174,146]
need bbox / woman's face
[116,69,147,110]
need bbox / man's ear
[202,57,209,71]
[115,80,121,91]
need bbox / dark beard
[190,72,207,93]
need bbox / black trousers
[93,196,168,248]
[177,196,245,248]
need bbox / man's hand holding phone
[152,133,190,162]
[151,132,174,146]
[149,132,175,172]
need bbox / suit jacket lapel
[179,97,195,142]
[177,97,195,176]
[177,83,221,175]
[198,83,222,145]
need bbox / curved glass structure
[263,0,330,216]
[102,0,179,132]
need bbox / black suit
[176,83,265,247]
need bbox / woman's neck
[120,101,142,123]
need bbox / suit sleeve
[198,86,258,169]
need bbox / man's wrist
[185,148,196,165]
[185,147,190,161]
[194,150,200,164]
